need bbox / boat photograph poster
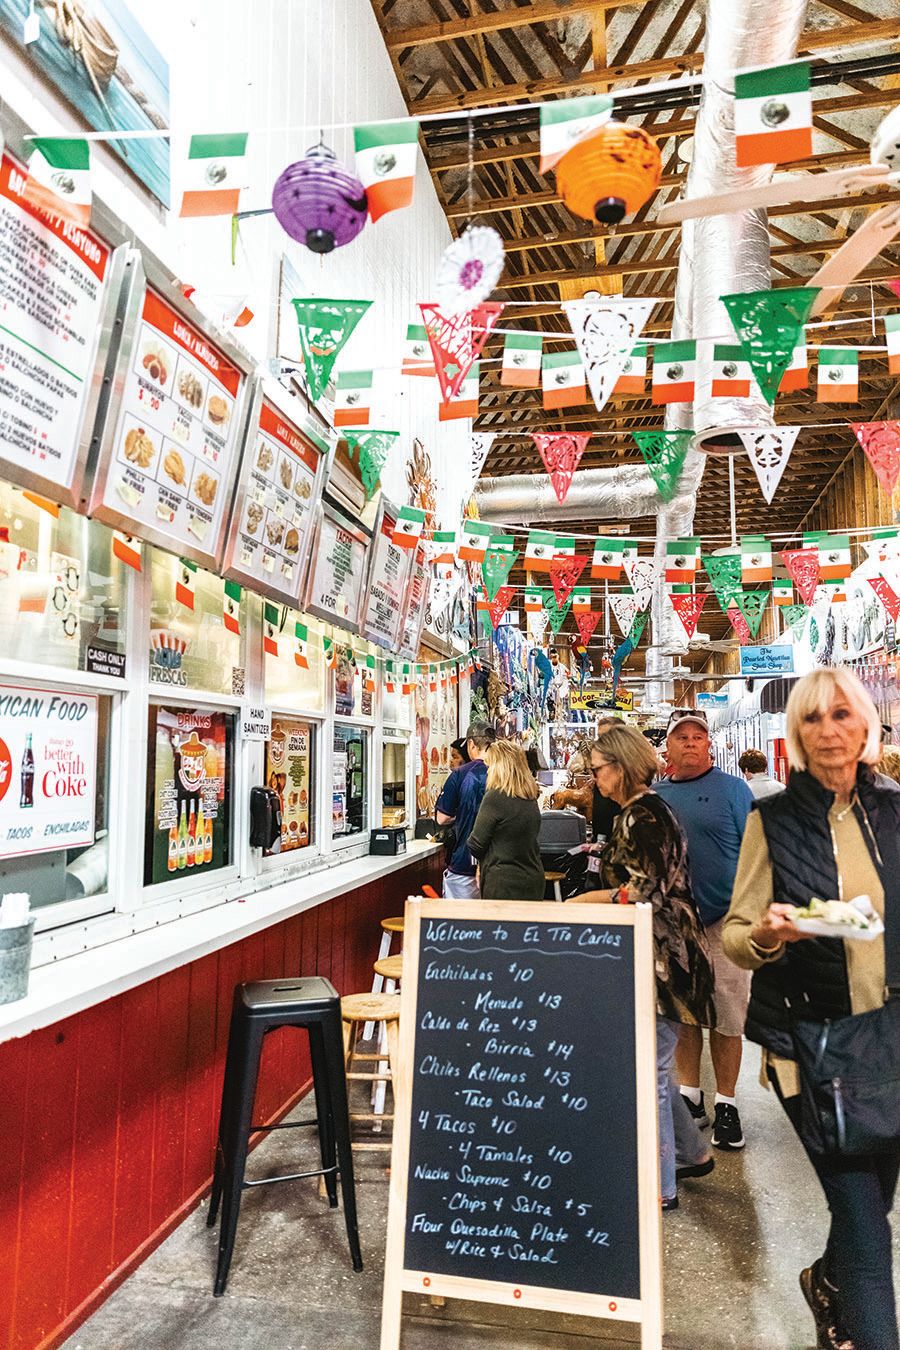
[0,0,170,206]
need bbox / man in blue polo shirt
[435,723,495,898]
[655,709,753,1151]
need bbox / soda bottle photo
[187,798,196,867]
[195,799,205,866]
[20,733,34,809]
[177,799,188,870]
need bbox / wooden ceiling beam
[382,0,656,51]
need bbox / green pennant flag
[290,298,373,401]
[543,588,572,633]
[702,553,743,613]
[629,610,648,646]
[342,429,399,500]
[720,286,819,406]
[732,587,769,639]
[481,541,517,602]
[632,430,692,502]
[783,602,809,641]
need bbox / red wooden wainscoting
[0,854,442,1350]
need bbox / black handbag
[792,998,900,1156]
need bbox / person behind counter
[723,668,900,1350]
[570,724,715,1210]
[467,741,544,900]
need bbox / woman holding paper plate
[724,667,900,1350]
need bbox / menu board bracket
[380,898,662,1350]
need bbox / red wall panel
[0,853,441,1350]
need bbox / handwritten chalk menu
[381,900,661,1349]
[361,500,415,649]
[304,504,370,634]
[91,285,247,566]
[397,546,429,661]
[0,153,120,507]
[223,387,324,606]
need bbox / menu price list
[235,400,318,592]
[404,918,640,1300]
[308,513,367,629]
[363,507,413,648]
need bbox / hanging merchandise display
[272,143,368,253]
[623,555,658,612]
[481,541,517,602]
[670,592,707,640]
[575,610,602,646]
[783,603,809,641]
[419,301,504,400]
[609,593,638,637]
[532,432,591,504]
[732,588,770,640]
[780,547,821,605]
[738,426,800,504]
[632,430,692,503]
[342,429,399,501]
[290,298,372,401]
[549,553,588,607]
[852,421,900,497]
[720,286,819,406]
[562,299,655,414]
[556,122,662,225]
[868,575,900,624]
[435,225,505,314]
[353,119,420,222]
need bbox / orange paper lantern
[556,122,662,225]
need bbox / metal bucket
[0,920,35,1006]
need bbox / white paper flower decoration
[435,225,505,314]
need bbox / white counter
[0,841,441,1045]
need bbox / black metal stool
[207,976,363,1296]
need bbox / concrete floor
[64,1045,900,1350]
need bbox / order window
[332,724,369,839]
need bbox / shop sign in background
[145,705,232,885]
[0,683,97,858]
[265,717,312,852]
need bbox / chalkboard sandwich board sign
[381,899,662,1349]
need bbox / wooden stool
[545,870,566,901]
[373,954,404,988]
[365,916,405,1038]
[371,955,404,1117]
[341,992,401,1151]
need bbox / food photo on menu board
[94,285,246,559]
[144,705,232,885]
[0,152,119,503]
[264,717,313,854]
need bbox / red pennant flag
[532,432,590,504]
[483,583,516,629]
[419,302,504,400]
[868,575,900,623]
[780,547,821,606]
[575,610,601,645]
[670,592,707,639]
[550,553,588,607]
[852,421,900,498]
[728,600,753,645]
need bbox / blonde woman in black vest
[467,740,544,900]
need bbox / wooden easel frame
[380,898,662,1349]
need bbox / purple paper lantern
[271,143,368,254]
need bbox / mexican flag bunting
[728,599,753,645]
[539,93,613,172]
[732,588,769,639]
[322,637,337,669]
[885,315,900,374]
[223,579,241,634]
[852,421,900,498]
[401,662,414,694]
[429,530,457,566]
[353,119,419,222]
[180,132,248,216]
[734,60,812,167]
[670,592,707,639]
[459,519,495,564]
[25,137,92,225]
[805,531,851,580]
[772,577,793,606]
[550,553,587,607]
[571,587,592,614]
[525,530,559,573]
[533,432,590,504]
[861,527,900,566]
[176,559,198,610]
[632,430,692,503]
[449,664,459,686]
[711,345,753,398]
[294,622,309,668]
[652,341,696,403]
[419,302,503,401]
[778,342,808,392]
[614,344,648,395]
[384,660,396,693]
[592,536,628,580]
[741,535,773,584]
[401,323,436,376]
[291,299,372,401]
[482,538,517,602]
[264,602,280,657]
[485,585,516,630]
[562,299,655,414]
[343,429,399,501]
[868,575,900,624]
[112,531,142,572]
[610,593,638,638]
[550,536,576,561]
[780,547,821,605]
[363,654,376,693]
[392,505,426,549]
[575,610,601,646]
[501,332,543,387]
[817,348,858,403]
[524,589,543,613]
[783,603,809,641]
[334,370,373,427]
[542,350,586,409]
[665,538,700,584]
[703,553,743,612]
[738,426,800,505]
[721,287,819,406]
[439,362,479,420]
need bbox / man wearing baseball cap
[655,708,753,1151]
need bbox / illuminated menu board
[361,499,415,650]
[223,383,324,607]
[304,504,370,635]
[398,546,429,660]
[90,276,250,567]
[0,152,124,507]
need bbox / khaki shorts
[705,916,751,1037]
